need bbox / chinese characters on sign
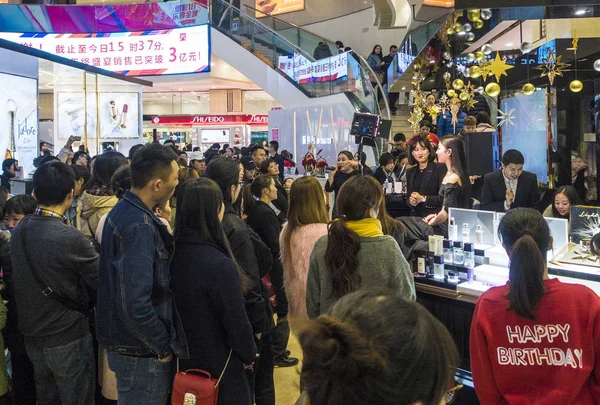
[0,24,210,76]
[278,52,348,84]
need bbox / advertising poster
[57,93,97,139]
[98,93,140,139]
[0,73,38,176]
[255,0,304,17]
[0,24,210,76]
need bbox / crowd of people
[0,125,596,405]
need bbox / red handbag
[171,350,232,405]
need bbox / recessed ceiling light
[212,86,217,89]
[575,9,587,15]
[505,43,513,47]
[457,31,466,36]
[178,88,183,91]
[401,86,406,90]
[429,79,435,82]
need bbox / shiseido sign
[151,114,268,126]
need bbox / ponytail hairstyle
[298,290,459,405]
[499,208,550,319]
[326,176,381,299]
[439,135,471,198]
[242,175,274,217]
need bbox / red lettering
[78,45,86,53]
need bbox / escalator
[210,0,389,118]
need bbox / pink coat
[280,223,329,319]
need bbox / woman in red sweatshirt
[470,208,600,405]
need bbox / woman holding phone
[325,151,359,218]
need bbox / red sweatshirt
[470,278,600,405]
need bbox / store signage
[278,52,348,84]
[255,0,304,17]
[0,24,210,76]
[151,114,269,126]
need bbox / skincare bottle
[475,224,484,244]
[434,255,444,279]
[462,223,470,243]
[426,252,434,278]
[447,271,460,283]
[417,253,426,276]
[467,267,474,282]
[443,239,453,264]
[453,241,464,265]
[448,217,458,241]
[464,242,475,268]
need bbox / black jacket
[11,215,98,347]
[221,202,273,335]
[246,201,288,314]
[272,179,288,220]
[313,43,333,60]
[171,238,256,405]
[374,167,395,185]
[406,162,447,217]
[272,153,285,182]
[0,173,13,192]
[480,169,540,212]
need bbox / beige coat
[78,192,118,239]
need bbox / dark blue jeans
[25,334,96,405]
[106,352,173,405]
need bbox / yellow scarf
[345,218,384,237]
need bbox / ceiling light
[178,88,183,91]
[212,86,217,89]
[505,43,513,47]
[575,9,587,15]
[401,86,406,90]
[457,31,466,36]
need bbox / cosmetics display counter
[413,208,600,380]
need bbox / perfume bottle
[462,223,470,243]
[443,239,454,264]
[464,242,475,268]
[476,224,484,244]
[453,241,464,265]
[448,217,458,241]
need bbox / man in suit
[480,149,540,212]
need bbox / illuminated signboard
[255,0,304,17]
[0,24,210,76]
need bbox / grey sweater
[306,235,416,318]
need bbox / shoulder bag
[171,349,232,405]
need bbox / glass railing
[212,0,387,117]
[386,14,447,89]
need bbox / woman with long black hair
[170,178,257,405]
[423,135,471,228]
[307,175,415,318]
[244,175,298,368]
[470,208,600,404]
[325,151,359,218]
[259,158,288,219]
[205,157,275,404]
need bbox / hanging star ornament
[464,97,479,111]
[497,108,515,127]
[478,60,492,81]
[408,107,425,130]
[437,94,450,114]
[427,104,441,123]
[536,49,569,86]
[487,52,514,82]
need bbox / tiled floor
[273,332,302,404]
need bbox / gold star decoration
[487,52,514,82]
[427,105,441,123]
[478,60,492,81]
[572,29,579,55]
[408,107,425,130]
[536,49,569,86]
[497,108,515,127]
[464,97,479,111]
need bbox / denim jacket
[96,190,188,359]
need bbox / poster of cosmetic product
[0,73,38,176]
[98,93,140,139]
[56,93,97,139]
